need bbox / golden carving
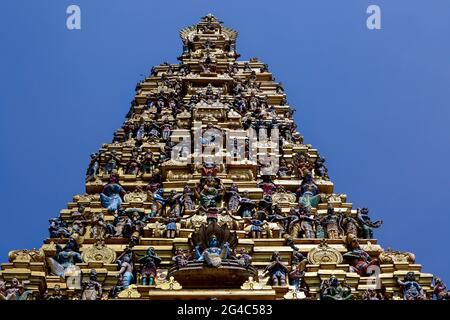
[307,239,343,264]
[156,276,182,290]
[272,191,296,206]
[379,248,415,264]
[118,285,141,299]
[81,240,116,264]
[124,191,148,203]
[241,277,271,290]
[8,248,45,263]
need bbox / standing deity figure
[226,183,241,213]
[340,210,361,237]
[162,213,182,238]
[264,252,288,286]
[296,173,320,210]
[81,269,102,300]
[141,151,158,174]
[100,173,126,213]
[117,249,134,289]
[235,248,252,268]
[396,272,426,300]
[288,204,316,239]
[257,175,277,197]
[433,277,450,300]
[314,156,329,179]
[125,155,141,175]
[90,212,108,239]
[138,247,162,285]
[289,261,309,293]
[161,120,172,141]
[320,275,353,300]
[181,185,195,213]
[86,152,100,181]
[320,204,340,239]
[199,177,223,208]
[357,208,383,239]
[105,151,120,174]
[343,234,380,276]
[107,208,133,238]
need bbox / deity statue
[117,248,134,289]
[362,288,385,300]
[243,211,267,239]
[226,183,241,213]
[289,204,316,239]
[296,173,320,210]
[314,156,329,179]
[141,151,158,174]
[1,278,33,300]
[340,210,361,237]
[235,248,252,268]
[107,208,133,238]
[289,260,309,294]
[257,175,277,196]
[161,119,173,141]
[86,152,100,181]
[138,247,162,285]
[433,277,450,300]
[48,238,84,277]
[357,208,383,239]
[181,185,196,213]
[49,217,72,238]
[320,275,353,300]
[90,212,108,239]
[236,191,256,218]
[125,155,141,175]
[264,252,288,286]
[81,269,102,300]
[100,173,126,213]
[198,177,224,208]
[320,204,341,239]
[192,223,237,268]
[161,213,182,238]
[343,234,380,276]
[46,284,63,300]
[172,248,190,268]
[396,272,426,300]
[104,151,120,174]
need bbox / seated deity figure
[343,234,380,276]
[100,173,126,213]
[107,208,133,238]
[396,272,426,300]
[296,173,320,210]
[138,247,162,286]
[48,218,72,238]
[236,191,256,218]
[48,238,84,278]
[195,235,232,267]
[320,275,353,300]
[81,269,102,300]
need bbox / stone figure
[138,247,162,285]
[264,252,288,286]
[396,272,426,300]
[81,269,102,300]
[320,275,353,300]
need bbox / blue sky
[1,0,449,286]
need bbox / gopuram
[1,14,447,301]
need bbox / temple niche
[0,14,445,301]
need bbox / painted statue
[138,247,162,285]
[396,272,426,300]
[320,275,353,300]
[100,174,126,213]
[264,252,288,286]
[81,269,102,300]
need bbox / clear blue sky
[1,0,449,286]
